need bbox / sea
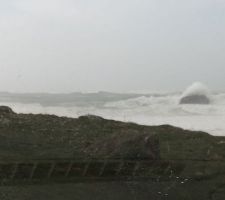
[0,85,225,136]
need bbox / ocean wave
[1,91,225,136]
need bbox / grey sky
[0,0,225,93]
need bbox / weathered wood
[99,160,107,176]
[133,162,140,176]
[116,161,124,176]
[10,163,19,179]
[47,162,56,178]
[65,162,73,177]
[29,163,38,179]
[82,161,90,176]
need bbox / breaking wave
[1,90,225,136]
[181,82,210,98]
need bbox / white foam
[1,90,225,136]
[181,82,210,98]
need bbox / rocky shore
[0,106,225,199]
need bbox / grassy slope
[1,107,225,199]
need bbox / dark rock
[0,106,15,115]
[179,94,210,104]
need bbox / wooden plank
[133,161,140,176]
[116,161,124,176]
[65,162,73,177]
[10,163,19,179]
[82,161,90,176]
[29,163,38,180]
[99,160,108,176]
[47,162,56,178]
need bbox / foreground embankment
[0,106,225,199]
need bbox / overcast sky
[0,0,224,93]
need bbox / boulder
[179,94,210,104]
[0,106,15,115]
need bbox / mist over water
[1,89,225,136]
[181,82,210,98]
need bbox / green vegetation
[1,106,225,199]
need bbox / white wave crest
[1,90,225,136]
[181,82,210,98]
